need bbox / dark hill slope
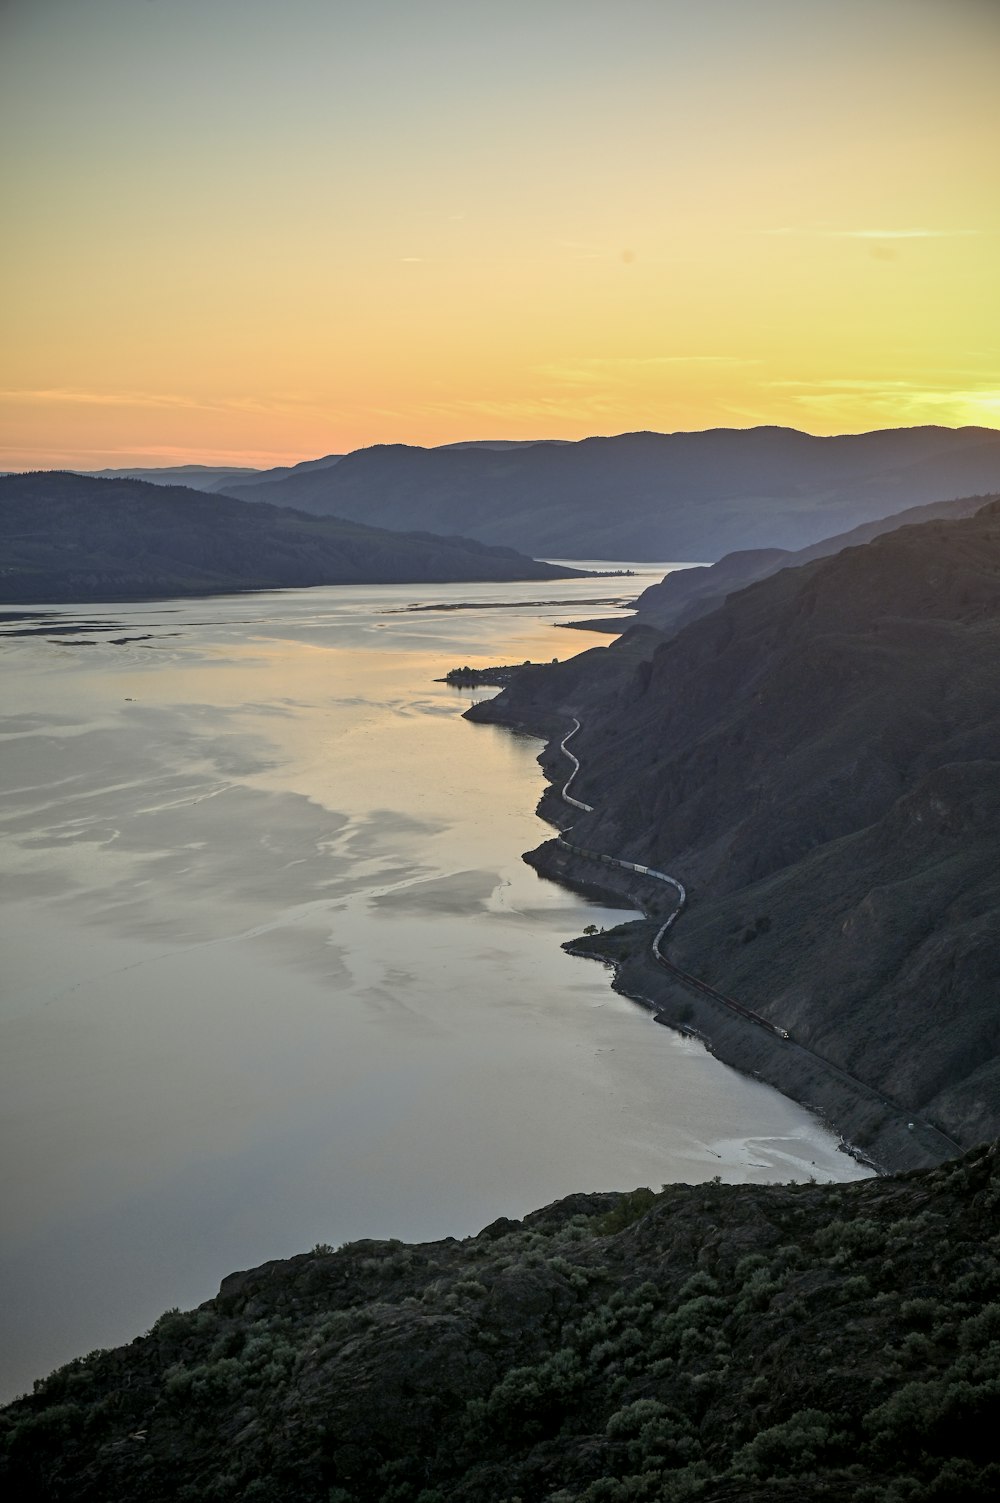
[634,490,998,635]
[3,1144,999,1502]
[572,500,1000,889]
[0,473,583,604]
[472,499,1000,1148]
[220,425,1000,560]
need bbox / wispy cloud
[555,239,613,261]
[595,355,760,365]
[759,376,1000,428]
[765,378,916,391]
[763,227,978,240]
[0,387,207,412]
[415,393,619,425]
[0,387,332,420]
[409,376,769,432]
[537,355,761,387]
[0,441,312,466]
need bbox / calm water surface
[0,567,869,1398]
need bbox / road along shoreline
[464,685,962,1175]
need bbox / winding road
[552,716,963,1161]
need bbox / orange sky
[2,0,998,470]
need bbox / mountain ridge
[217,424,1000,560]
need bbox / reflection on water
[0,568,870,1399]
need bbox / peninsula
[0,473,587,604]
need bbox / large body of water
[0,567,869,1398]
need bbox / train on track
[555,835,791,1043]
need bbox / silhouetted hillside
[0,473,585,604]
[220,425,1000,559]
[634,490,998,634]
[3,1144,998,1501]
[216,453,344,491]
[471,497,1000,1155]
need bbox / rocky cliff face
[470,498,1000,1151]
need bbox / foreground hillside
[470,497,1000,1159]
[0,473,583,603]
[3,1144,998,1502]
[220,425,1000,559]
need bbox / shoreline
[467,684,958,1178]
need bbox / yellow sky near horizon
[2,0,998,470]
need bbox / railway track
[554,834,789,1042]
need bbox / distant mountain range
[71,427,1000,563]
[84,464,262,493]
[76,440,564,494]
[208,425,1000,560]
[471,492,1000,1159]
[208,453,345,492]
[0,473,584,604]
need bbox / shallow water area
[0,567,870,1399]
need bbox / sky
[1,0,998,469]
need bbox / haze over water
[0,567,868,1399]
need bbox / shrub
[734,1408,843,1478]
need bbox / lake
[0,566,869,1398]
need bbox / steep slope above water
[470,498,1000,1154]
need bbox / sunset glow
[2,0,998,469]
